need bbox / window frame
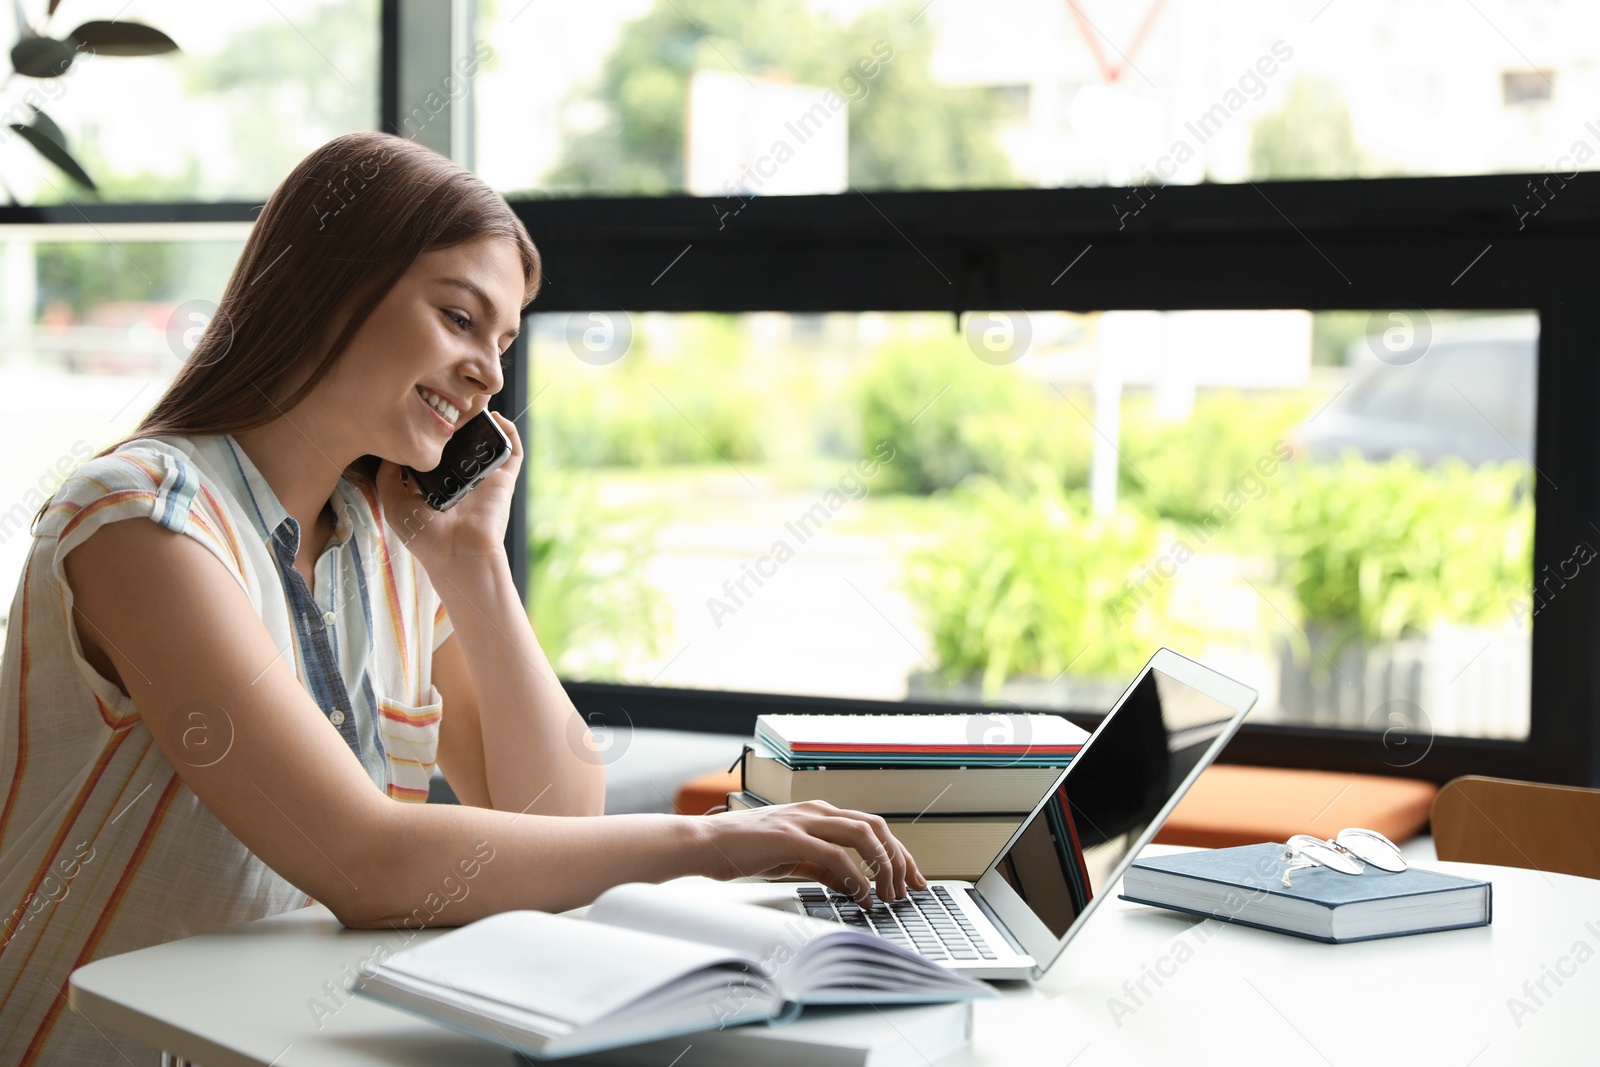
[500,172,1600,788]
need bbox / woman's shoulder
[35,435,223,545]
[48,437,188,503]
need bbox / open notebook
[354,881,995,1060]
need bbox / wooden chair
[1432,775,1600,880]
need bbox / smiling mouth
[416,386,461,432]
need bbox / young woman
[0,131,923,1066]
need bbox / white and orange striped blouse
[0,432,454,1066]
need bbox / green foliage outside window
[905,468,1175,698]
[853,334,1090,495]
[1270,454,1534,653]
[535,315,768,468]
[1118,391,1317,536]
[526,465,669,678]
[546,0,1012,195]
[1248,76,1365,181]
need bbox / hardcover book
[1119,842,1493,944]
[754,713,1087,767]
[726,790,1022,879]
[560,1001,974,1067]
[739,742,1065,814]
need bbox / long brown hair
[30,130,541,534]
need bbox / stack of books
[727,713,1090,880]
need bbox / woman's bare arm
[425,553,604,817]
[430,632,491,809]
[62,517,921,929]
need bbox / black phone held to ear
[402,410,513,511]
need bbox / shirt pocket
[376,685,443,803]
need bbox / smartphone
[403,409,513,511]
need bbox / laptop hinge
[966,887,1028,955]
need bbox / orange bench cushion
[1153,765,1438,849]
[675,767,742,815]
[676,763,1438,851]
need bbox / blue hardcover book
[1119,843,1493,944]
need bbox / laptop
[771,647,1258,980]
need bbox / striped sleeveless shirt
[0,432,453,1065]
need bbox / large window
[477,0,1599,197]
[2,4,1595,787]
[506,151,1598,787]
[529,307,1537,744]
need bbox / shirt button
[322,611,336,626]
[329,708,346,726]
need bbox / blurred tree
[544,0,1012,194]
[844,8,1013,190]
[34,147,240,317]
[1311,309,1370,367]
[35,240,172,317]
[178,0,378,201]
[854,332,1089,495]
[1248,77,1364,181]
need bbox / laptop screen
[988,660,1246,945]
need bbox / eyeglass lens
[1333,828,1407,872]
[1285,834,1365,875]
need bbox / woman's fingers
[846,820,895,903]
[882,816,926,894]
[804,809,905,904]
[487,410,524,478]
[908,842,929,891]
[889,831,927,892]
[794,829,925,905]
[856,811,908,899]
[756,814,879,905]
[492,409,522,454]
[810,842,876,905]
[809,805,929,897]
[701,801,929,905]
[785,860,870,902]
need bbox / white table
[70,854,1598,1066]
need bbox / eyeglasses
[1279,828,1407,887]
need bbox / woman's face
[316,236,525,472]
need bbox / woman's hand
[375,410,522,573]
[692,800,928,905]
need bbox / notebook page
[376,909,755,1028]
[589,882,842,975]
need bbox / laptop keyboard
[796,885,997,961]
